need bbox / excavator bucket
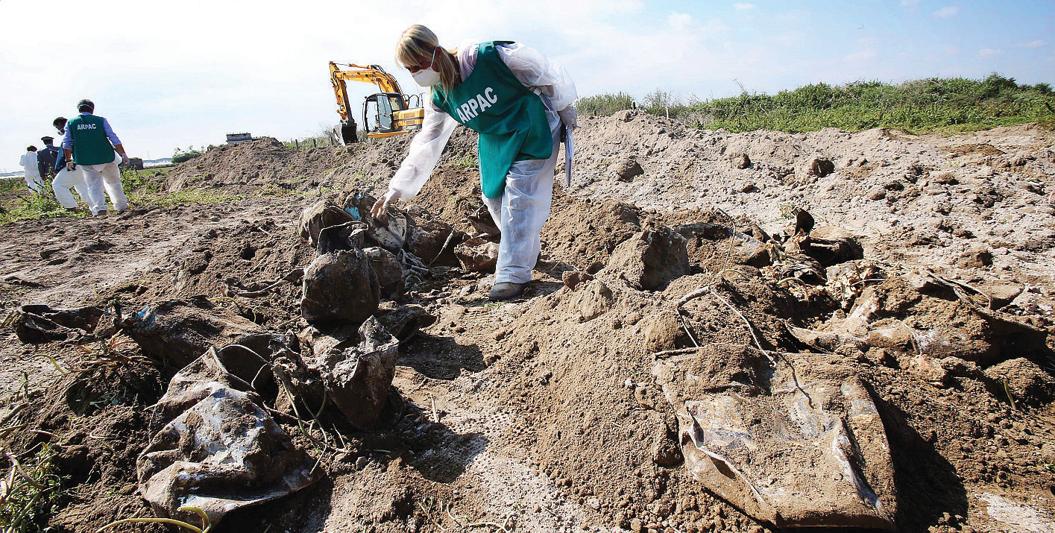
[340,121,358,144]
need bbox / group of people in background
[17,99,131,216]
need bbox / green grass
[0,165,236,225]
[579,74,1055,134]
[576,92,636,117]
[0,444,65,533]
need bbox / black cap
[41,136,54,143]
[77,99,94,112]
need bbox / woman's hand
[371,190,400,222]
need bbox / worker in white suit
[19,146,45,193]
[371,24,577,301]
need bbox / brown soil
[2,115,1054,532]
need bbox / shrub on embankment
[578,74,1055,133]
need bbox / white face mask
[410,48,441,87]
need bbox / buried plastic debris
[137,388,319,526]
[121,297,270,369]
[652,344,897,529]
[274,316,399,429]
[364,246,404,298]
[13,304,104,343]
[301,249,380,326]
[787,271,1049,365]
[299,199,357,248]
[154,339,290,419]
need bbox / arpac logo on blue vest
[454,87,499,123]
[76,123,98,130]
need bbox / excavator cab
[363,93,424,139]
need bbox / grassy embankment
[578,74,1055,133]
[0,166,239,225]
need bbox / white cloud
[978,48,1001,58]
[734,3,755,10]
[668,12,694,31]
[1022,39,1046,49]
[933,5,960,18]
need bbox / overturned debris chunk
[155,339,290,419]
[316,221,368,255]
[454,236,500,273]
[407,215,461,265]
[606,226,689,290]
[322,317,400,428]
[122,297,268,369]
[299,199,357,248]
[137,388,319,526]
[652,344,897,529]
[364,246,404,298]
[276,317,399,428]
[14,304,104,343]
[794,272,1049,365]
[790,226,864,267]
[301,249,380,326]
[985,358,1055,407]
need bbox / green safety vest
[67,114,116,166]
[432,41,552,198]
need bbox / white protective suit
[386,42,576,284]
[53,167,90,209]
[19,151,45,193]
[80,151,129,215]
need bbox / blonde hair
[397,24,460,91]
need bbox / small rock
[652,434,683,467]
[611,157,645,182]
[605,226,690,291]
[808,158,835,177]
[958,247,994,268]
[562,270,594,290]
[985,358,1055,406]
[734,153,752,169]
[454,237,500,273]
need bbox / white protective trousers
[52,167,90,209]
[481,102,562,284]
[19,153,44,193]
[81,153,128,214]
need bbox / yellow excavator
[329,61,425,144]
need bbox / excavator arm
[329,62,404,122]
[328,61,424,143]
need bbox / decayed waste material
[653,344,897,529]
[2,116,1055,532]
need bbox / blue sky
[1,0,1052,171]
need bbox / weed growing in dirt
[581,74,1055,133]
[0,181,83,225]
[0,444,65,533]
[455,153,479,171]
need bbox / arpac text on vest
[455,87,500,123]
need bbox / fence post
[295,139,299,150]
[313,138,317,148]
